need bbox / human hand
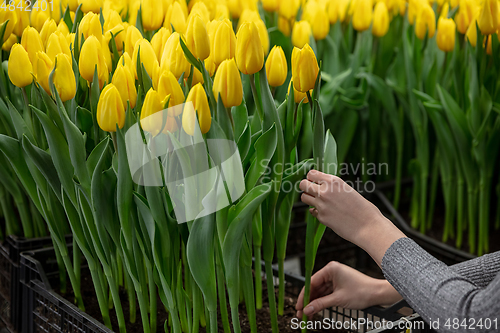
[295,261,402,318]
[299,170,406,266]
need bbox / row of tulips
[0,1,338,333]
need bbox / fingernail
[309,170,317,174]
[304,306,314,315]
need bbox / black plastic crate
[0,235,69,333]
[20,247,112,333]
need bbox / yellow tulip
[477,0,498,35]
[291,44,319,93]
[141,88,178,135]
[292,20,312,48]
[30,3,50,31]
[56,20,70,35]
[34,51,53,93]
[239,11,270,54]
[157,71,185,113]
[328,0,349,23]
[2,34,17,51]
[303,1,329,40]
[288,80,309,104]
[128,0,140,25]
[466,17,478,46]
[396,0,406,16]
[213,58,242,108]
[103,0,127,17]
[13,2,29,37]
[440,2,449,18]
[78,0,103,13]
[103,10,125,51]
[182,83,211,135]
[436,17,456,52]
[51,0,65,22]
[79,12,103,42]
[190,2,211,23]
[164,2,187,33]
[151,27,171,61]
[132,38,159,79]
[118,52,134,71]
[79,35,109,88]
[53,54,76,102]
[112,65,137,109]
[352,0,373,32]
[160,32,191,79]
[415,4,436,39]
[124,25,143,56]
[21,27,44,64]
[0,6,18,42]
[8,43,33,88]
[46,32,72,62]
[69,0,78,11]
[265,45,287,87]
[141,0,164,31]
[455,0,472,34]
[235,21,264,75]
[278,16,293,37]
[210,19,237,66]
[40,19,57,46]
[262,0,279,12]
[186,15,211,60]
[372,2,390,37]
[97,84,125,132]
[227,0,257,18]
[279,0,299,20]
[214,3,230,20]
[408,0,421,25]
[204,54,216,76]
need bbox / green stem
[105,270,127,333]
[419,174,428,234]
[242,264,257,333]
[393,146,403,211]
[191,282,201,333]
[73,238,81,296]
[456,175,465,248]
[278,258,285,316]
[253,245,263,309]
[148,263,157,333]
[265,260,279,333]
[90,265,112,329]
[467,187,477,254]
[124,268,137,323]
[249,74,264,120]
[216,263,231,333]
[302,218,319,333]
[427,152,440,230]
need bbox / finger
[303,293,340,317]
[296,287,305,311]
[296,264,332,311]
[307,170,330,185]
[309,208,318,218]
[299,179,321,197]
[301,192,316,206]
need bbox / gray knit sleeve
[450,252,500,287]
[382,238,500,333]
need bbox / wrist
[370,279,403,307]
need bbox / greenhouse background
[0,0,499,332]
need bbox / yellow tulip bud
[158,71,185,113]
[227,0,257,18]
[279,0,299,20]
[235,21,264,75]
[118,51,134,72]
[436,17,456,52]
[34,51,53,93]
[278,16,293,37]
[303,1,329,40]
[396,0,406,16]
[67,32,75,48]
[186,15,211,60]
[97,84,125,132]
[238,10,270,54]
[262,0,279,12]
[408,0,421,25]
[141,0,164,31]
[40,19,57,46]
[0,6,18,42]
[13,2,29,37]
[292,20,312,48]
[214,3,230,20]
[204,54,216,76]
[112,65,137,109]
[79,35,109,88]
[265,46,287,87]
[372,2,390,37]
[164,2,187,34]
[151,27,171,61]
[69,0,78,11]
[128,0,140,25]
[140,88,178,135]
[20,27,44,64]
[124,25,142,56]
[103,10,125,51]
[132,38,159,80]
[46,32,72,62]
[415,4,436,39]
[440,2,449,18]
[213,58,242,108]
[8,43,33,88]
[51,0,65,22]
[103,0,127,17]
[160,32,191,79]
[30,3,50,31]
[2,34,17,51]
[352,0,373,32]
[190,2,211,24]
[466,17,478,46]
[291,44,319,93]
[53,54,76,102]
[288,80,309,104]
[328,0,349,23]
[477,0,498,35]
[79,12,103,42]
[56,20,70,35]
[182,83,211,135]
[455,0,472,34]
[211,19,237,66]
[78,0,103,13]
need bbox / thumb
[303,294,340,317]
